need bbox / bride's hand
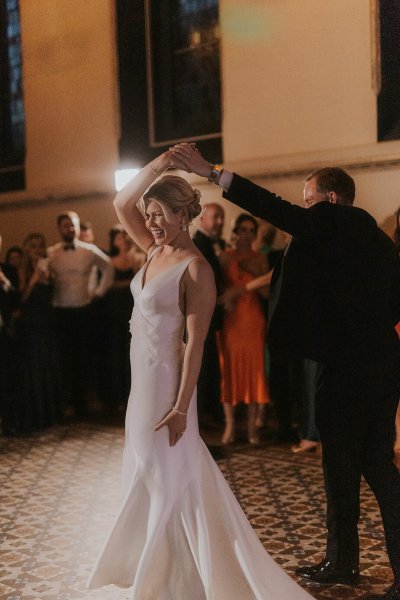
[153,410,187,447]
[170,143,213,177]
[149,151,175,175]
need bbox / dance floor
[0,422,393,600]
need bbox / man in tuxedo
[171,144,400,600]
[0,234,20,435]
[48,212,113,418]
[192,203,225,425]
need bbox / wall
[215,0,400,231]
[0,0,119,250]
[1,0,399,253]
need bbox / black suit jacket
[223,175,400,391]
[192,230,224,331]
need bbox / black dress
[103,268,134,411]
[15,282,62,432]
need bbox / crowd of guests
[0,214,146,436]
[1,203,399,460]
[193,203,321,450]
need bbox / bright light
[115,168,141,191]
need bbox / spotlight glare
[115,168,141,191]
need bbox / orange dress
[219,250,270,406]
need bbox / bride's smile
[144,200,186,246]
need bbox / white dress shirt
[47,239,114,308]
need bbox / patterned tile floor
[0,422,394,600]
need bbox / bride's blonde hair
[142,175,202,223]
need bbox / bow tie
[63,243,76,251]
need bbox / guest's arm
[91,249,114,298]
[219,269,273,310]
[22,267,50,302]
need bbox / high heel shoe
[291,440,320,454]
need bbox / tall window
[0,0,25,192]
[377,0,400,141]
[146,0,221,146]
[116,0,222,166]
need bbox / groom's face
[303,177,337,208]
[303,178,329,208]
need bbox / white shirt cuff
[218,170,233,193]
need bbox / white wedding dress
[88,248,314,600]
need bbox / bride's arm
[153,258,216,446]
[113,151,173,253]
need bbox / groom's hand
[170,143,213,178]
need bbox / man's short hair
[57,211,80,226]
[80,221,92,231]
[305,167,356,206]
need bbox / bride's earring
[181,222,188,231]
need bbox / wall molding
[219,140,400,182]
[2,141,400,211]
[0,190,112,212]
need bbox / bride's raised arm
[113,151,174,253]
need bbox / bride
[88,151,314,599]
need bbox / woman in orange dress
[219,214,270,445]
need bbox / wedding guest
[5,245,25,291]
[0,234,20,435]
[192,202,225,425]
[79,221,96,244]
[48,211,113,418]
[15,233,62,432]
[218,213,269,444]
[101,225,135,412]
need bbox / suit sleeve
[391,252,400,326]
[223,174,311,237]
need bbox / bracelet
[172,406,187,416]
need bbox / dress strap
[147,245,161,260]
[174,255,201,283]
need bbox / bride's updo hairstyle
[142,175,202,224]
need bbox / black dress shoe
[365,583,400,600]
[295,559,360,585]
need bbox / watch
[208,164,223,183]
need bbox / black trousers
[268,343,302,437]
[54,305,94,416]
[0,329,18,433]
[197,329,223,424]
[316,365,400,580]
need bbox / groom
[171,143,400,600]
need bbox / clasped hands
[153,409,187,447]
[150,143,212,177]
